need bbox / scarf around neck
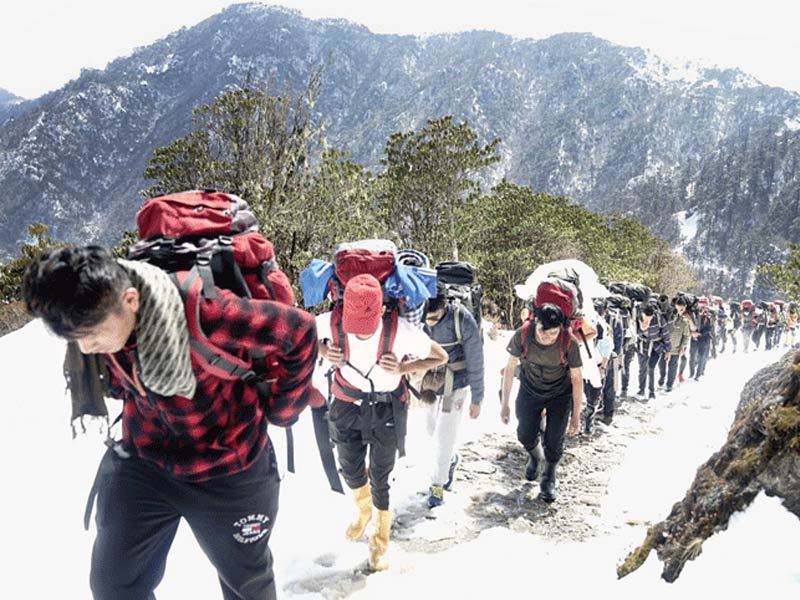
[118,259,197,399]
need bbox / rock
[617,350,800,582]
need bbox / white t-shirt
[316,311,433,393]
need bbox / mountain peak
[0,88,24,105]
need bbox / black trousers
[742,328,754,352]
[328,398,402,510]
[637,351,661,394]
[90,443,280,600]
[690,338,711,378]
[658,353,667,386]
[765,327,775,350]
[621,345,636,392]
[666,353,681,389]
[601,365,616,416]
[515,387,572,464]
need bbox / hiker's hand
[378,353,402,375]
[665,353,671,363]
[500,403,510,424]
[567,417,580,437]
[469,403,481,419]
[325,344,344,364]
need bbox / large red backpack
[520,277,582,366]
[325,241,402,398]
[127,190,294,393]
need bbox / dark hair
[23,246,131,339]
[674,296,687,307]
[425,281,448,315]
[641,305,656,317]
[535,303,565,330]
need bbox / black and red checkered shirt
[105,289,321,481]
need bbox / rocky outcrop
[617,350,800,582]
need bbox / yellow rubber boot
[345,484,373,541]
[368,509,392,571]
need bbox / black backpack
[436,261,483,326]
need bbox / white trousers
[424,386,470,486]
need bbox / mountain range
[1,2,799,297]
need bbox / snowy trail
[1,321,798,599]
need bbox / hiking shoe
[635,389,646,400]
[600,414,613,425]
[648,392,656,401]
[665,386,673,393]
[428,485,445,508]
[443,454,459,491]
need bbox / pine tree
[378,116,501,261]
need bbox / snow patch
[142,53,173,75]
[630,50,703,88]
[4,318,799,599]
[675,210,699,255]
[782,116,800,133]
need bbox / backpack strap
[521,318,571,368]
[520,318,535,359]
[379,309,398,360]
[329,307,399,403]
[173,267,257,383]
[330,304,350,363]
[561,325,572,368]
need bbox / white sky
[2,0,799,99]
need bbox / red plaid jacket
[105,288,321,481]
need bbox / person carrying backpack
[583,303,612,434]
[689,299,714,380]
[741,299,756,352]
[662,296,690,392]
[634,304,671,400]
[23,246,321,600]
[316,273,447,571]
[500,290,583,503]
[421,282,485,507]
[729,301,742,353]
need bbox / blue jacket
[424,304,485,404]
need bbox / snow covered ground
[2,319,799,598]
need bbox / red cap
[342,274,384,335]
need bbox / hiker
[618,299,637,398]
[316,273,447,571]
[752,303,768,350]
[600,297,625,424]
[786,303,799,347]
[741,300,756,352]
[716,300,729,354]
[500,303,583,503]
[662,296,690,392]
[583,300,612,433]
[23,246,321,600]
[689,299,714,380]
[634,304,671,400]
[729,301,742,353]
[421,283,485,507]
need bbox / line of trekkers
[26,190,797,599]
